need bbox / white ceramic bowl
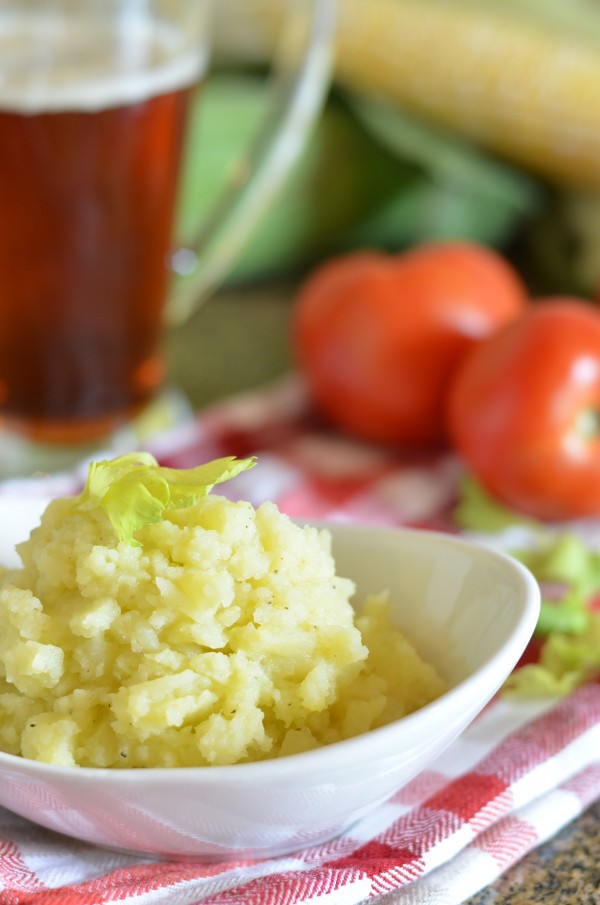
[0,497,539,861]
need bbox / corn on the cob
[214,0,600,190]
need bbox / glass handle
[165,0,336,325]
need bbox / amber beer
[0,15,203,442]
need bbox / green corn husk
[175,74,540,284]
[175,75,416,283]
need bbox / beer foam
[0,11,207,112]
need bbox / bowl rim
[0,522,540,783]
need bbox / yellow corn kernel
[216,0,600,189]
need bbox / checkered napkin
[1,376,600,905]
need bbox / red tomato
[447,299,600,521]
[292,243,528,447]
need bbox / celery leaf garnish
[76,452,256,546]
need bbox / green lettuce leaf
[505,613,600,698]
[453,475,541,534]
[503,664,585,698]
[536,594,591,637]
[516,533,600,638]
[76,453,256,546]
[453,475,600,696]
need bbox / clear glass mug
[0,0,334,463]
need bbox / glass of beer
[0,0,334,472]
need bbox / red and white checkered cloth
[1,376,600,905]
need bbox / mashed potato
[0,477,446,768]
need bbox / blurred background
[167,0,600,405]
[186,0,600,292]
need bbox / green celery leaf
[506,613,600,698]
[79,452,159,509]
[76,453,256,547]
[547,621,600,671]
[454,475,541,534]
[453,476,600,697]
[536,596,590,636]
[515,533,600,610]
[504,664,585,698]
[521,533,600,587]
[159,457,256,510]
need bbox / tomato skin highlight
[292,243,527,448]
[447,299,600,521]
